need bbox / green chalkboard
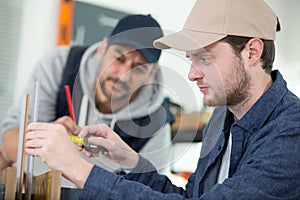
[72,2,129,45]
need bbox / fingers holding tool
[78,124,139,168]
[25,122,83,171]
[68,129,109,157]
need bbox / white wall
[265,0,300,97]
[15,0,60,99]
[15,0,300,112]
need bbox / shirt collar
[234,70,287,133]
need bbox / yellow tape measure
[69,135,85,145]
[69,135,108,154]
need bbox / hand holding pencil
[51,86,80,135]
[64,85,108,155]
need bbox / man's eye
[199,56,211,64]
[132,66,147,74]
[116,56,125,63]
[188,55,211,65]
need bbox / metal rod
[25,81,40,200]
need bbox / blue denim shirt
[80,70,300,199]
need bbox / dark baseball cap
[108,14,163,64]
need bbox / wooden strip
[32,170,62,200]
[0,167,17,200]
[16,94,30,200]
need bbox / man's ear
[244,38,264,66]
[96,37,108,59]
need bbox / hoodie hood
[76,42,165,124]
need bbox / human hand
[25,122,92,188]
[52,116,81,134]
[1,128,19,168]
[79,124,139,169]
[0,149,11,171]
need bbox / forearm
[125,156,186,195]
[82,165,187,200]
[63,158,94,188]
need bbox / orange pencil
[64,85,76,122]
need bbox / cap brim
[109,39,159,63]
[108,27,162,63]
[154,30,227,51]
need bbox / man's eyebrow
[115,48,125,57]
[133,61,150,69]
[114,47,148,67]
[137,63,150,69]
[186,49,208,58]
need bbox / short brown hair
[221,36,275,74]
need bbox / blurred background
[1,0,299,123]
[0,0,299,186]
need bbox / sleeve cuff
[125,155,157,180]
[80,165,118,199]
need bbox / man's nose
[188,64,204,81]
[118,62,132,82]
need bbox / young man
[0,14,172,176]
[24,0,300,199]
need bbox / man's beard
[224,60,251,106]
[100,77,131,102]
[208,58,251,107]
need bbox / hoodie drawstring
[78,94,89,127]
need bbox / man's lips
[113,83,125,91]
[107,78,128,91]
[199,85,209,93]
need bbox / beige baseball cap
[154,0,281,51]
